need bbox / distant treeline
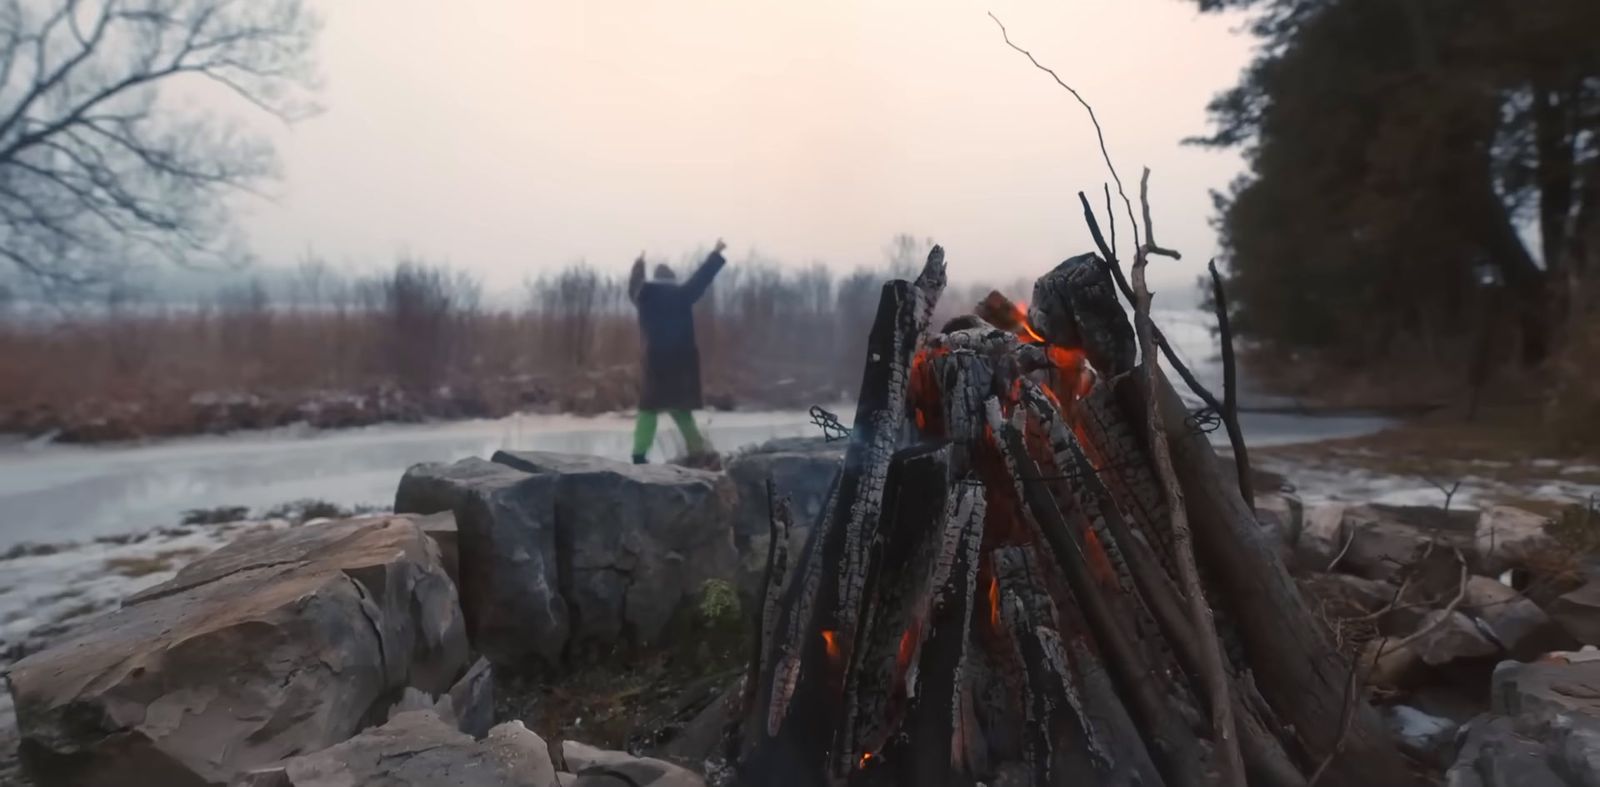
[0,237,1038,441]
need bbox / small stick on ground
[1130,170,1245,787]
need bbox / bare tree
[0,0,319,291]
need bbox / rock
[1552,582,1600,647]
[1477,506,1557,574]
[1336,505,1435,582]
[562,741,706,787]
[276,711,556,787]
[1492,659,1600,724]
[452,467,568,670]
[1327,573,1402,611]
[1414,610,1500,666]
[1551,712,1600,787]
[1365,636,1426,687]
[8,517,469,787]
[1384,705,1458,766]
[1464,576,1565,659]
[447,657,495,738]
[483,721,559,787]
[492,451,738,654]
[1447,715,1566,787]
[394,457,531,516]
[404,510,459,585]
[725,437,843,598]
[1295,502,1347,572]
[1254,491,1304,548]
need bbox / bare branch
[1131,173,1245,787]
[987,11,1141,253]
[1139,168,1183,260]
[0,0,318,289]
[1209,259,1253,509]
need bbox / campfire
[726,249,1412,787]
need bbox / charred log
[736,245,1408,787]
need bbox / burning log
[734,247,1409,787]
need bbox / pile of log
[726,248,1415,787]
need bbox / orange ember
[860,752,875,768]
[896,621,923,674]
[987,575,1002,631]
[1013,301,1045,343]
[821,630,840,664]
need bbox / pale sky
[239,0,1253,297]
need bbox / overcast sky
[238,0,1253,298]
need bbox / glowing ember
[987,575,1002,631]
[859,752,875,768]
[822,630,841,664]
[896,623,922,673]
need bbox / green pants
[632,409,705,459]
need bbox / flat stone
[394,457,531,516]
[8,517,468,787]
[278,711,556,787]
[1492,659,1600,724]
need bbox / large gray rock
[724,437,843,596]
[1447,715,1567,787]
[492,450,738,653]
[1492,658,1600,724]
[267,711,557,787]
[8,517,469,787]
[394,457,531,516]
[1477,506,1557,574]
[1464,576,1565,659]
[1552,583,1600,647]
[453,468,568,669]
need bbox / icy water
[0,309,1392,550]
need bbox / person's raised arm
[627,253,647,305]
[682,239,729,303]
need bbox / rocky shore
[3,437,1599,786]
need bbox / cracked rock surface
[6,516,468,787]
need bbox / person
[627,239,728,465]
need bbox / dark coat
[631,251,726,411]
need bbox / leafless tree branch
[0,0,319,291]
[1131,171,1245,787]
[988,11,1142,254]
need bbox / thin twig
[1208,259,1253,510]
[1105,182,1117,259]
[1130,174,1245,787]
[1325,529,1357,573]
[1139,168,1183,260]
[1392,549,1471,654]
[1077,190,1255,511]
[988,11,1141,253]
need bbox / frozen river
[0,309,1394,550]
